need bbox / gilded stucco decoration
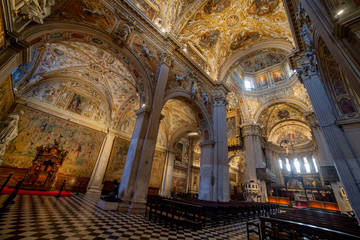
[177,0,293,78]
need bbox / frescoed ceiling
[128,0,293,79]
[17,41,138,126]
[257,103,312,146]
[161,98,199,137]
[177,0,293,78]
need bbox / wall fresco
[3,105,105,178]
[272,69,285,82]
[257,74,268,87]
[130,0,157,20]
[248,0,280,15]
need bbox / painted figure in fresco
[69,96,81,113]
[204,0,231,14]
[0,111,24,163]
[248,0,279,15]
[199,30,220,49]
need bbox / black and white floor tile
[0,194,253,240]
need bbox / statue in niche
[140,41,151,59]
[189,74,198,99]
[0,111,24,163]
[174,73,187,85]
[14,0,55,24]
[201,90,209,106]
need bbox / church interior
[0,0,360,239]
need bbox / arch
[168,125,201,152]
[17,22,154,108]
[163,90,214,142]
[253,98,310,123]
[219,39,293,82]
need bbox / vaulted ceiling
[130,0,293,79]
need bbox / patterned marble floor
[0,193,252,240]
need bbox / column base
[118,199,146,215]
[86,188,102,198]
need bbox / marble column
[185,140,193,193]
[300,70,360,221]
[212,93,230,202]
[117,106,151,209]
[121,53,173,214]
[305,112,353,214]
[87,131,115,196]
[198,140,214,201]
[242,124,266,201]
[161,150,176,197]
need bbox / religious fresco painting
[303,177,321,189]
[175,143,183,162]
[272,69,284,82]
[229,172,236,182]
[248,0,280,15]
[104,137,130,181]
[67,93,88,114]
[148,150,166,189]
[286,179,304,190]
[338,98,357,116]
[226,15,239,27]
[0,77,15,119]
[199,30,220,48]
[276,131,310,145]
[257,74,268,87]
[235,49,286,73]
[230,31,260,51]
[58,0,116,30]
[204,0,231,14]
[130,0,157,20]
[0,7,5,48]
[171,176,186,193]
[3,104,105,178]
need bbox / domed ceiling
[130,0,293,79]
[258,103,312,146]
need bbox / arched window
[294,158,301,173]
[285,158,291,172]
[312,156,319,173]
[279,159,283,169]
[303,157,311,173]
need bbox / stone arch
[16,22,154,108]
[163,90,213,142]
[219,39,293,82]
[253,99,310,123]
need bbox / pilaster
[87,131,116,196]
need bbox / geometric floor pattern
[0,194,252,240]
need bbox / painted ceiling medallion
[277,110,289,119]
[199,30,220,48]
[230,31,260,51]
[204,0,231,14]
[226,15,239,27]
[248,0,280,16]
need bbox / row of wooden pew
[145,196,280,230]
[254,209,360,240]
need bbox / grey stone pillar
[161,150,176,197]
[305,112,354,214]
[212,92,230,202]
[243,124,267,201]
[118,106,151,209]
[121,53,173,214]
[198,140,214,201]
[87,131,115,196]
[300,70,360,221]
